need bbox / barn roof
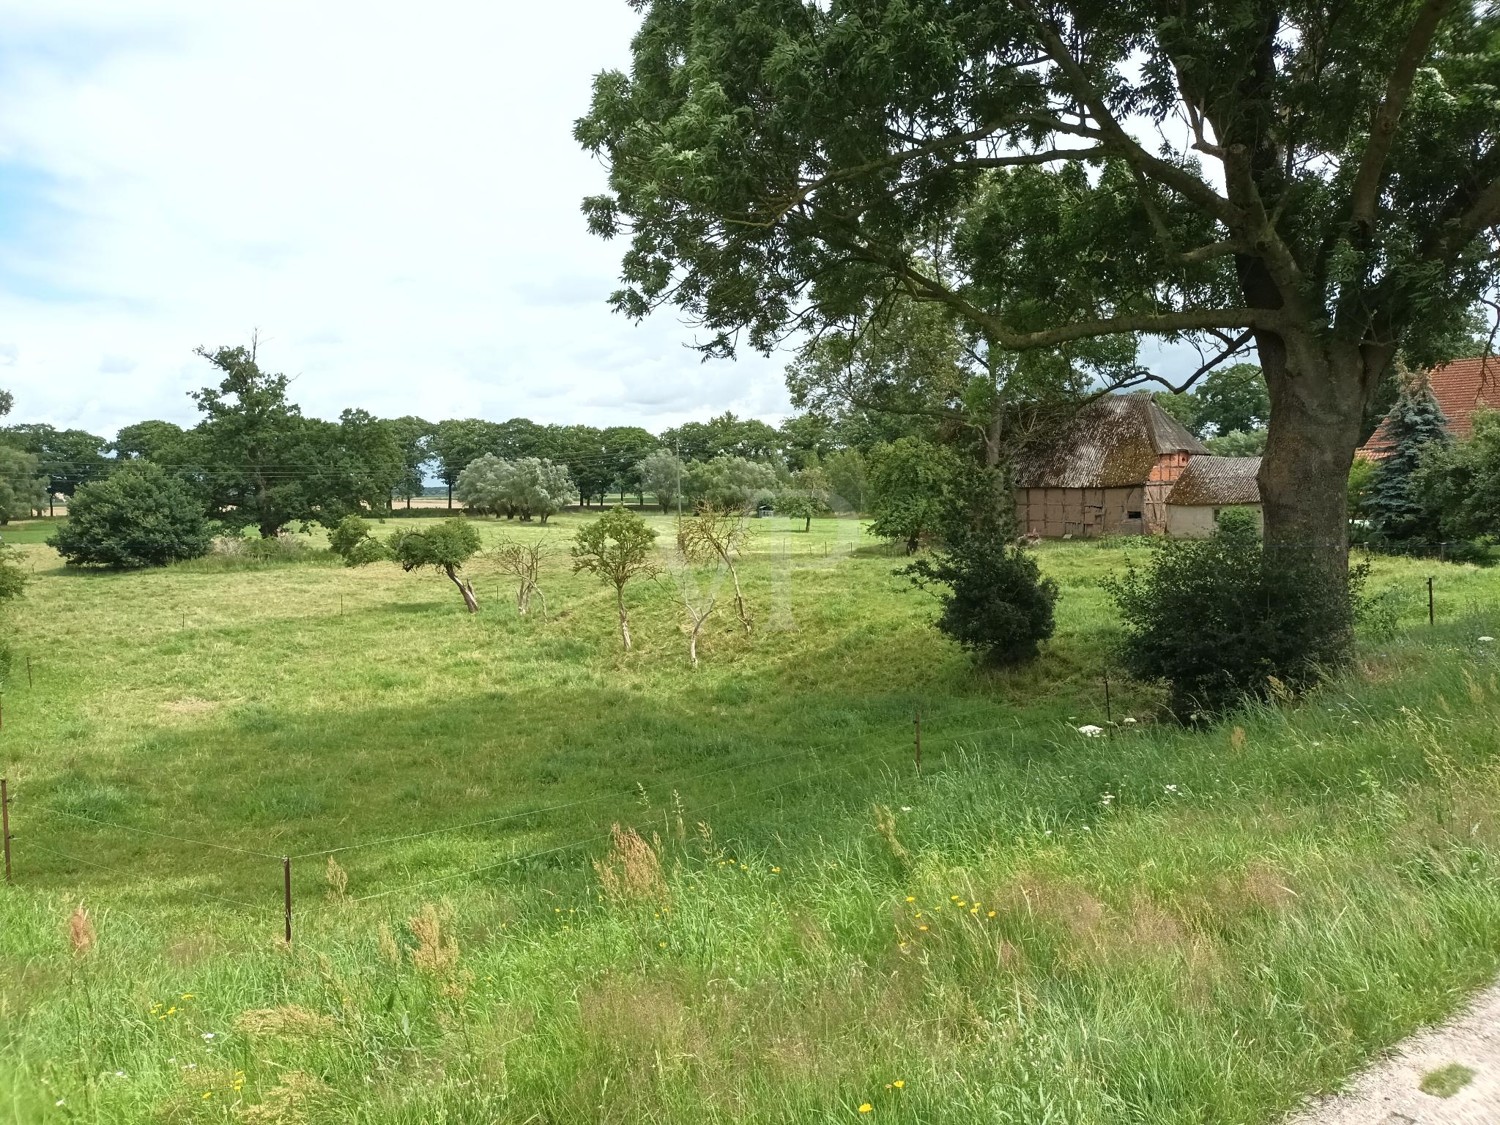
[1360,356,1500,459]
[1166,456,1262,506]
[1014,393,1208,488]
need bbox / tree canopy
[49,461,213,569]
[578,0,1500,663]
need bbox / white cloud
[0,0,790,437]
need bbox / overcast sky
[0,1,793,439]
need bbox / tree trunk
[727,561,751,633]
[1256,334,1390,656]
[616,585,632,651]
[804,514,811,532]
[447,482,453,509]
[260,519,280,539]
[445,564,480,613]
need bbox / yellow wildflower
[858,1104,873,1114]
[893,1080,905,1089]
[918,925,929,932]
[987,911,996,918]
[771,866,781,873]
[905,896,915,903]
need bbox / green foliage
[682,455,778,513]
[456,455,574,522]
[823,448,869,513]
[0,444,47,523]
[48,461,213,569]
[1415,408,1500,542]
[660,412,783,463]
[1204,429,1268,457]
[1347,457,1376,520]
[430,419,503,500]
[1189,364,1269,438]
[867,438,966,552]
[572,506,658,588]
[777,467,832,530]
[387,519,482,574]
[1106,511,1365,719]
[906,536,1058,665]
[0,540,27,603]
[329,515,388,567]
[110,420,190,464]
[387,416,434,505]
[191,346,401,536]
[572,506,660,648]
[0,423,112,497]
[1368,382,1451,543]
[635,447,685,512]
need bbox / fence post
[2,778,11,884]
[26,656,32,690]
[283,857,293,945]
[1429,576,1435,626]
[914,708,922,776]
[1104,672,1112,725]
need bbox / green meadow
[1,511,1498,1124]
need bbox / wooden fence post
[283,857,293,945]
[914,709,922,776]
[2,778,11,884]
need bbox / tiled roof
[1014,393,1209,488]
[1360,356,1500,457]
[1166,456,1262,506]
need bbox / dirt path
[1286,982,1500,1124]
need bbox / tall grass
[0,515,1496,1123]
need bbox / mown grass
[0,513,1497,1124]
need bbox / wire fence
[0,571,1485,940]
[0,710,1080,940]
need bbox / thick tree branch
[1349,0,1453,228]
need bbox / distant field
[1,514,1498,1124]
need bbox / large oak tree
[577,0,1499,629]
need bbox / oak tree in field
[572,505,659,650]
[676,504,752,632]
[493,537,549,616]
[48,461,213,569]
[778,466,833,531]
[578,0,1500,665]
[387,519,484,613]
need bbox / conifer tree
[1367,382,1450,543]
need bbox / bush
[906,535,1058,665]
[1105,511,1364,719]
[329,515,389,566]
[49,462,212,568]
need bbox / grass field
[1,512,1498,1124]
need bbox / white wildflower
[1164,784,1179,794]
[1480,636,1495,643]
[201,1032,215,1041]
[1077,724,1105,737]
[1121,717,1137,725]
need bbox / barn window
[1126,510,1142,520]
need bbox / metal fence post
[283,857,293,944]
[1429,576,1435,626]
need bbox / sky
[0,0,793,440]
[0,2,1205,444]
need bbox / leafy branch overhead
[577,0,1500,666]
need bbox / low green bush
[48,462,213,569]
[905,535,1058,665]
[1106,511,1364,719]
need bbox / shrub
[49,462,212,568]
[905,535,1058,665]
[329,514,388,566]
[1105,510,1364,719]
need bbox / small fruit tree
[572,506,659,650]
[386,519,483,613]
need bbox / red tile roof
[1359,356,1500,459]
